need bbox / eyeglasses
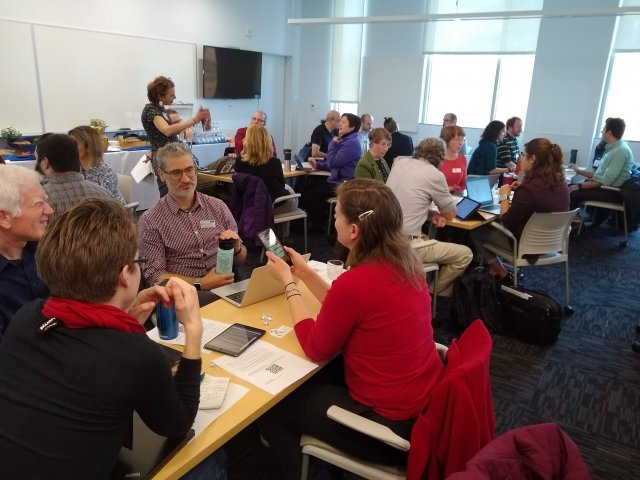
[251,117,266,124]
[162,166,197,180]
[133,258,148,267]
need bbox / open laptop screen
[465,177,494,206]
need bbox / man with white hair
[234,110,277,157]
[0,164,53,339]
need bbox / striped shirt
[42,172,114,219]
[138,192,238,285]
[497,134,520,168]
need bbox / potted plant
[89,118,108,133]
[89,118,109,151]
[1,125,22,147]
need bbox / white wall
[290,1,334,152]
[0,0,294,152]
[524,0,619,166]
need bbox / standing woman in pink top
[261,178,443,480]
[439,125,467,194]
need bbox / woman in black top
[141,76,209,196]
[0,199,227,479]
[233,125,298,212]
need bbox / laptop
[199,156,235,175]
[295,155,313,171]
[465,176,502,214]
[211,254,311,308]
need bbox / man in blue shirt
[569,117,634,212]
[0,164,52,340]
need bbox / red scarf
[41,297,146,334]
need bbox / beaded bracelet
[284,281,296,291]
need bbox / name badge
[200,220,216,229]
[452,168,462,173]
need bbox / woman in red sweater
[262,178,443,479]
[439,125,467,193]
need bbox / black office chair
[224,146,235,156]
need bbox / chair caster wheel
[563,305,574,316]
[632,341,640,353]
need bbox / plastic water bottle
[216,238,235,274]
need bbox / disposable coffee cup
[156,302,178,340]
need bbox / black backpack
[449,268,505,334]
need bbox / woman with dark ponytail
[471,138,570,280]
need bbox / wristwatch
[499,194,509,202]
[193,278,202,291]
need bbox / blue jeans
[179,448,227,480]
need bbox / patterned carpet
[228,222,640,479]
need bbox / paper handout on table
[130,154,154,183]
[191,382,250,438]
[213,340,319,395]
[147,318,228,349]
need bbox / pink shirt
[439,154,467,192]
[294,261,443,420]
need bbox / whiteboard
[1,22,197,134]
[0,21,42,134]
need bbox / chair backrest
[517,209,579,257]
[407,320,494,480]
[117,174,132,204]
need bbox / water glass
[564,168,577,182]
[326,260,344,281]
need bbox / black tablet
[204,323,266,357]
[456,197,482,220]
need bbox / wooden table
[152,284,322,479]
[198,169,308,184]
[446,213,497,230]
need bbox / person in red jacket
[262,178,443,480]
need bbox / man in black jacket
[383,116,414,169]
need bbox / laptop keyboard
[227,290,246,304]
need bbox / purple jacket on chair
[316,131,361,184]
[230,173,274,247]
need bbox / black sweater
[0,300,201,480]
[233,157,289,201]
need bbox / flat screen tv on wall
[203,46,262,99]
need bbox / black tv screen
[203,46,262,99]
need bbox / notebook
[465,176,502,214]
[109,412,194,480]
[211,254,310,308]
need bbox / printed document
[213,340,319,395]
